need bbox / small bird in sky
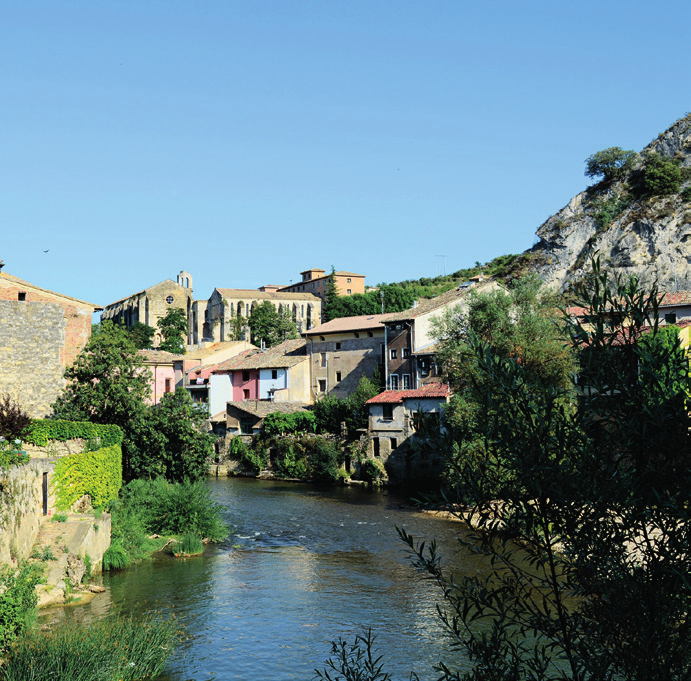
[43,250,49,253]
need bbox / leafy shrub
[682,186,691,202]
[642,153,682,196]
[592,193,631,230]
[227,436,268,473]
[118,478,227,541]
[1,614,178,681]
[307,438,343,483]
[262,411,316,436]
[52,444,123,510]
[24,420,123,447]
[0,562,43,653]
[360,458,388,485]
[0,395,31,442]
[0,440,29,468]
[51,514,68,523]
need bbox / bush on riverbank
[0,562,43,653]
[0,614,178,681]
[104,478,228,569]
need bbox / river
[44,477,480,680]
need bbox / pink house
[138,349,183,405]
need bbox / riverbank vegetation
[104,478,227,570]
[320,261,691,680]
[0,613,178,681]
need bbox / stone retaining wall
[0,459,57,564]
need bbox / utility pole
[435,255,447,276]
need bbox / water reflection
[43,478,478,680]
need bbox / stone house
[366,383,451,481]
[138,349,184,405]
[0,268,101,417]
[185,339,310,416]
[383,281,497,390]
[278,267,366,301]
[303,313,391,399]
[174,341,256,404]
[200,287,322,344]
[101,270,194,346]
[225,400,312,437]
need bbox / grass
[0,614,179,681]
[178,533,204,556]
[50,514,68,523]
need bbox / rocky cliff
[529,114,691,291]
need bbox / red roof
[366,383,450,404]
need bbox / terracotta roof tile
[200,339,308,372]
[367,383,451,404]
[138,349,183,362]
[226,401,312,419]
[215,288,321,302]
[383,285,478,322]
[304,313,394,336]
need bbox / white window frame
[389,374,399,390]
[402,374,411,390]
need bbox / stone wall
[0,300,67,418]
[0,459,57,564]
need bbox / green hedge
[24,420,123,448]
[52,444,123,510]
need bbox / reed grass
[1,614,178,681]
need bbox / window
[271,370,278,379]
[390,438,397,450]
[240,418,254,435]
[389,374,399,390]
[373,438,380,457]
[402,374,411,390]
[368,331,373,337]
[347,278,351,283]
[354,332,359,338]
[382,403,394,420]
[321,353,327,367]
[402,348,410,359]
[419,358,430,377]
[335,342,341,350]
[318,379,327,392]
[319,336,325,341]
[242,370,250,382]
[336,371,342,382]
[390,348,397,360]
[665,312,677,324]
[17,292,26,301]
[165,378,171,393]
[347,289,352,294]
[243,389,250,400]
[166,296,174,304]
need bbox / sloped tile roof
[226,401,312,419]
[304,313,394,336]
[185,341,255,361]
[366,383,451,404]
[138,349,183,363]
[383,286,474,322]
[0,271,102,310]
[197,339,308,374]
[659,291,691,306]
[215,288,320,302]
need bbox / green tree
[641,152,682,196]
[128,321,155,350]
[247,300,299,347]
[322,261,691,680]
[129,389,214,483]
[313,376,379,436]
[157,307,188,354]
[585,146,638,183]
[323,267,340,322]
[52,321,151,431]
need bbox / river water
[46,477,480,680]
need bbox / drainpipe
[384,324,388,390]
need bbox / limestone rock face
[529,115,691,291]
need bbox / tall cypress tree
[323,266,340,322]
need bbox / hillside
[529,114,691,291]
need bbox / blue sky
[1,1,688,309]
